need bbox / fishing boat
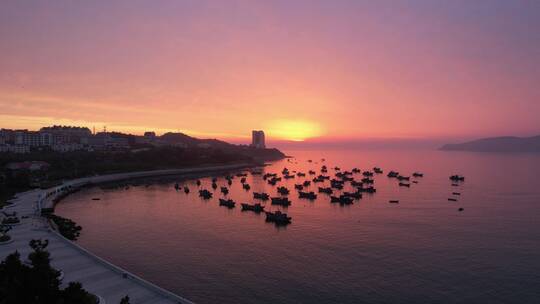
[361,178,374,184]
[271,197,292,206]
[343,191,362,199]
[253,192,270,200]
[450,175,465,181]
[330,195,354,205]
[357,186,376,193]
[219,199,235,208]
[277,186,290,195]
[265,211,292,225]
[241,203,265,213]
[387,171,399,178]
[350,180,363,187]
[299,191,317,200]
[318,187,333,194]
[199,189,212,199]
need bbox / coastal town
[0,126,282,202]
[0,126,244,154]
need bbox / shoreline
[39,162,258,212]
[1,161,263,304]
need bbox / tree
[0,239,98,304]
[120,295,131,304]
[61,282,97,304]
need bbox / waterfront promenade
[1,163,253,304]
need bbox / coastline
[1,162,260,304]
[40,162,258,212]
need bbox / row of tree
[0,239,130,304]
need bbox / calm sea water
[56,149,540,304]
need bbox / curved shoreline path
[0,163,253,304]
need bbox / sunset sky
[1,0,539,143]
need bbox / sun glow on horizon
[265,119,323,142]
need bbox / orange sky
[1,1,539,142]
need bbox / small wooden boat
[241,203,264,212]
[219,199,235,208]
[271,197,292,206]
[199,189,213,199]
[449,175,465,181]
[253,192,270,200]
[330,195,354,205]
[277,186,290,195]
[343,191,362,199]
[387,171,399,178]
[318,187,333,194]
[389,200,399,204]
[298,191,317,200]
[265,211,291,225]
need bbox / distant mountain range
[440,135,540,152]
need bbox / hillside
[440,135,540,152]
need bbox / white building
[15,131,42,147]
[251,130,266,149]
[0,144,30,154]
[51,143,84,153]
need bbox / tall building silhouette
[251,130,265,149]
